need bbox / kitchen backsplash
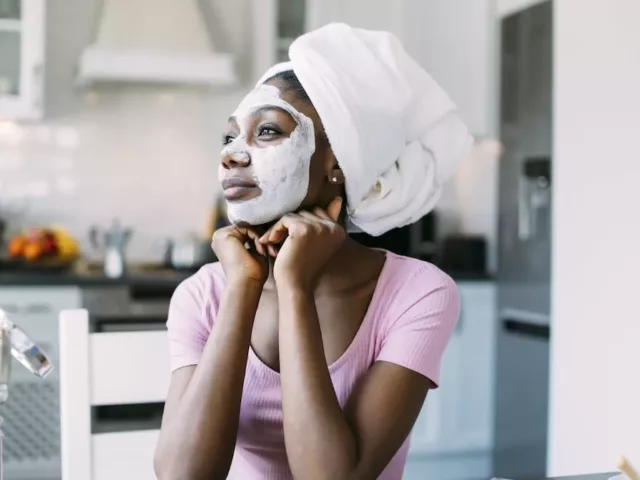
[0,89,244,262]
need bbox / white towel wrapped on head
[258,23,473,237]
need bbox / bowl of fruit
[6,226,79,272]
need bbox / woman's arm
[278,285,432,480]
[154,279,263,480]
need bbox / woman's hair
[264,70,312,105]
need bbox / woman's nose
[221,149,251,169]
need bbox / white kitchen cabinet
[0,0,45,120]
[405,282,497,480]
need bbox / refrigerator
[492,1,553,479]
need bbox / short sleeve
[166,269,216,372]
[376,268,460,387]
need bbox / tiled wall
[0,89,244,262]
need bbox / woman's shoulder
[376,251,460,322]
[382,251,458,295]
[171,261,227,310]
[373,253,460,387]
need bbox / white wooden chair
[58,309,171,480]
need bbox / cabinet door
[409,283,496,457]
[0,0,45,119]
[409,333,457,455]
[452,284,497,453]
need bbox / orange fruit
[23,242,43,261]
[8,235,27,257]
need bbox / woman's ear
[328,168,345,185]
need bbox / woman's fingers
[259,214,299,245]
[298,210,323,221]
[254,238,266,256]
[326,197,344,223]
[311,207,332,222]
[245,228,267,256]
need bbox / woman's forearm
[278,285,358,480]
[155,280,262,480]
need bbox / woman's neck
[263,238,386,294]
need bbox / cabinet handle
[25,303,52,314]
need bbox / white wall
[548,0,640,475]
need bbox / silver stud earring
[331,176,338,184]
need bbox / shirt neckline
[248,250,393,378]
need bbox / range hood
[77,0,236,87]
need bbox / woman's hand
[259,198,345,291]
[211,226,269,285]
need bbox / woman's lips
[221,177,259,201]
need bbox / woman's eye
[258,126,280,138]
[222,135,235,145]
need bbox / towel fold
[258,23,473,236]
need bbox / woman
[155,23,472,480]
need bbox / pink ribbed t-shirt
[166,251,460,480]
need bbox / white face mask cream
[220,84,316,225]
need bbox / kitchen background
[0,0,639,479]
[0,0,500,266]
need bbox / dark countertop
[448,271,495,282]
[0,261,494,288]
[0,265,193,288]
[537,474,617,480]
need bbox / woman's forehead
[230,80,323,134]
[262,79,323,133]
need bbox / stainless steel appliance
[89,220,133,279]
[164,234,216,271]
[493,1,553,478]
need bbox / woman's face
[219,78,341,226]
